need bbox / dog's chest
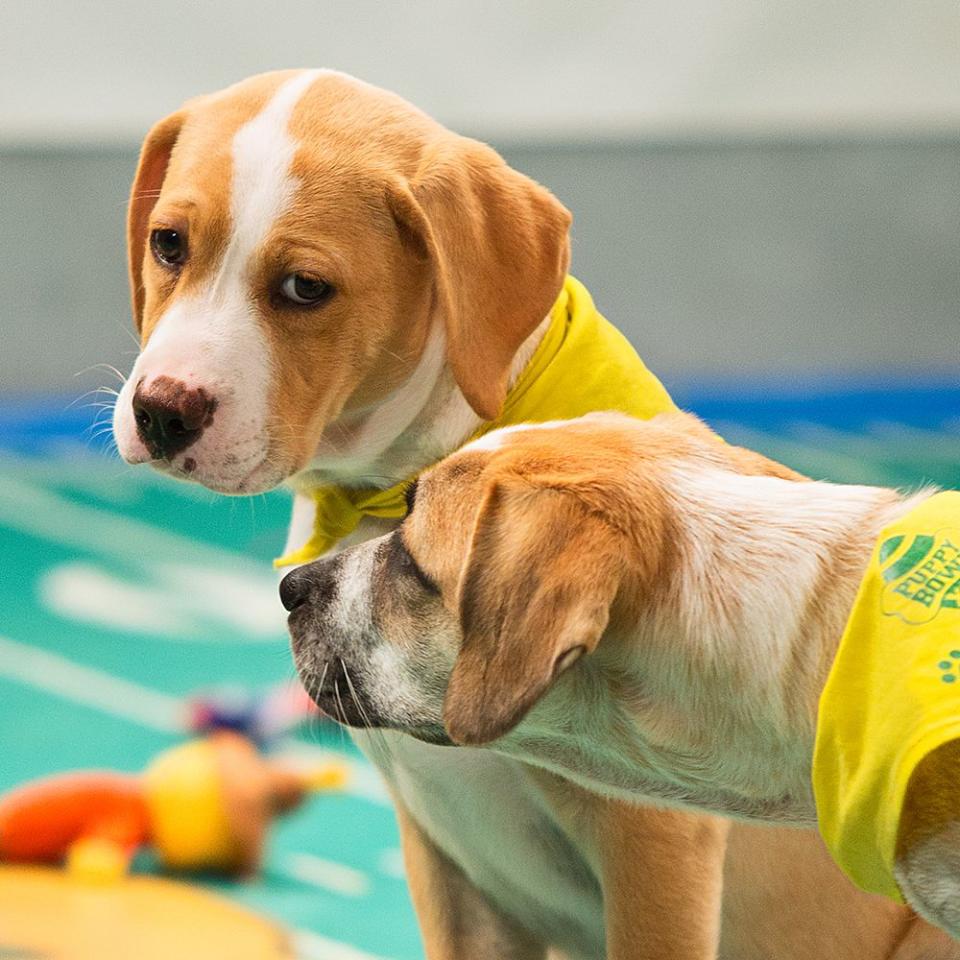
[355,731,606,959]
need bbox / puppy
[284,411,960,957]
[112,69,947,958]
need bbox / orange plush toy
[0,732,346,882]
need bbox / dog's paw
[895,822,960,939]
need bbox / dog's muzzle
[282,558,378,728]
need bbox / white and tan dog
[283,410,960,955]
[113,70,952,958]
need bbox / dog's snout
[132,376,216,460]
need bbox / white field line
[0,471,267,574]
[0,634,389,805]
[377,848,407,880]
[792,420,960,463]
[1,466,287,639]
[280,852,370,897]
[0,634,182,732]
[292,930,394,960]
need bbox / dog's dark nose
[279,568,311,612]
[280,561,337,612]
[133,377,216,460]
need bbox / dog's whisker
[341,658,392,766]
[333,678,350,752]
[65,387,120,411]
[341,659,373,733]
[299,664,330,747]
[74,362,127,385]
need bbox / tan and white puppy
[113,68,568,498]
[283,410,960,957]
[114,70,952,959]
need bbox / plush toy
[185,681,323,746]
[0,731,346,882]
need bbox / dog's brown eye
[281,274,333,306]
[395,532,440,596]
[150,228,186,267]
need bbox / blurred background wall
[1,0,958,391]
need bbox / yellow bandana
[275,275,676,567]
[813,491,960,901]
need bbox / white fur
[114,70,321,493]
[302,322,452,483]
[463,415,573,453]
[356,729,606,960]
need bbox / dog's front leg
[395,801,547,960]
[593,800,729,960]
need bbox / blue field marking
[670,374,960,434]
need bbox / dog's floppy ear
[127,111,185,331]
[388,138,572,420]
[444,477,623,746]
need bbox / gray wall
[2,137,958,393]
[5,0,960,145]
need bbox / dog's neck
[505,471,931,825]
[294,315,551,492]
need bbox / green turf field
[1,383,957,959]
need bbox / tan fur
[721,821,915,956]
[392,753,943,960]
[895,738,960,932]
[518,768,731,959]
[127,109,187,332]
[410,411,806,646]
[385,137,571,419]
[590,798,729,959]
[447,479,630,745]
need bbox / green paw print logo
[938,650,960,683]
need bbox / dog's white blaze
[215,69,322,302]
[463,417,573,453]
[334,547,377,628]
